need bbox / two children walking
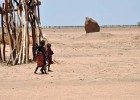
[34,40,54,74]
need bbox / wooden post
[29,13,37,61]
[17,5,23,64]
[1,3,6,62]
[24,1,29,64]
[36,0,41,43]
[37,0,40,21]
[30,0,38,61]
[25,21,29,64]
[0,44,2,62]
[5,0,15,65]
[22,1,26,63]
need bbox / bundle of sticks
[0,0,47,65]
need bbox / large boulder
[85,17,100,33]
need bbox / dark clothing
[46,48,54,65]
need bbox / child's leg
[34,66,39,74]
[40,67,44,74]
[40,61,46,74]
[42,61,47,74]
[44,65,47,74]
[48,64,51,71]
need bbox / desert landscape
[0,27,140,100]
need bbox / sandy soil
[0,27,140,100]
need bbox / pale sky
[0,0,140,26]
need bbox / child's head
[46,43,51,49]
[40,40,45,46]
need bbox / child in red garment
[46,43,54,72]
[34,40,47,74]
[34,50,44,74]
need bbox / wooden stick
[22,0,27,64]
[1,3,6,62]
[37,0,40,21]
[17,6,23,64]
[0,45,2,62]
[29,13,37,61]
[5,0,14,64]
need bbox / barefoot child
[45,43,54,72]
[34,40,47,74]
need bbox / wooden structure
[0,0,47,65]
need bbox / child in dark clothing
[34,40,47,74]
[45,43,54,72]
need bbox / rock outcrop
[85,17,100,33]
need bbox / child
[34,47,45,74]
[34,40,47,74]
[45,43,54,72]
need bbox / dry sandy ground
[0,27,140,100]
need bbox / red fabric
[36,52,44,67]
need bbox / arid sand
[0,27,140,100]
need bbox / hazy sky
[0,0,140,26]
